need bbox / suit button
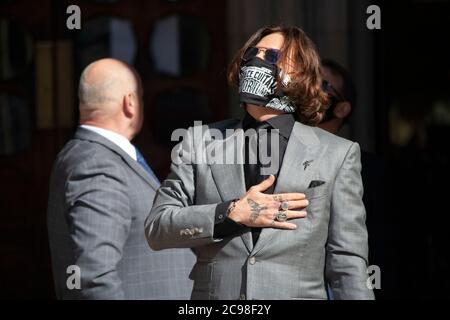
[240,294,246,300]
[249,256,256,265]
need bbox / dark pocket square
[308,180,326,188]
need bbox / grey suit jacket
[47,127,195,299]
[145,119,375,300]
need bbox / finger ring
[275,211,288,222]
[280,201,289,211]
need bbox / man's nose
[255,48,265,60]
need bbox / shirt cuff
[213,200,245,238]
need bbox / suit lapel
[209,121,253,253]
[251,122,323,255]
[74,127,160,191]
[209,129,246,201]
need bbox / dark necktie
[135,148,161,186]
[244,122,272,244]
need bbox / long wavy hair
[227,26,329,126]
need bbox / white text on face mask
[239,66,276,97]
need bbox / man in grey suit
[47,58,195,299]
[146,27,374,300]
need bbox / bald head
[79,59,140,116]
[78,59,144,139]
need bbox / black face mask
[239,57,297,113]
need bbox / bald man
[47,59,195,299]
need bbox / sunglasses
[242,46,280,64]
[322,80,345,102]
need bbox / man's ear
[334,102,351,120]
[123,93,135,119]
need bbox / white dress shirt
[80,125,137,161]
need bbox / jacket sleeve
[325,142,375,300]
[145,127,225,250]
[64,157,131,299]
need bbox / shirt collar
[242,112,295,140]
[80,125,137,161]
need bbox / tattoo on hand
[273,195,283,202]
[247,199,267,223]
